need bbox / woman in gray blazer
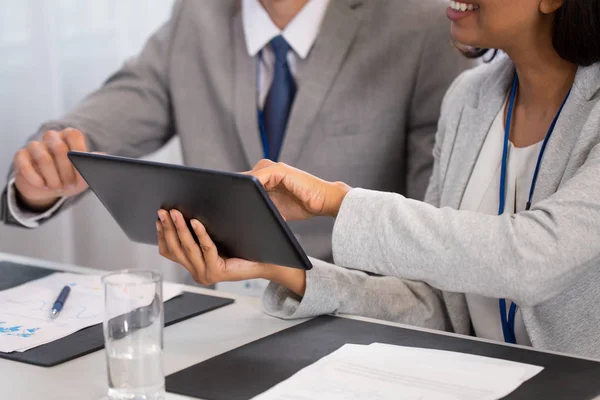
[157,0,600,358]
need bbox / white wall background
[0,0,268,295]
[0,0,190,281]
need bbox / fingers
[13,149,46,188]
[247,158,276,174]
[156,209,227,285]
[156,214,199,282]
[190,218,221,270]
[61,129,89,191]
[250,162,288,190]
[170,210,208,277]
[26,140,62,190]
[188,217,262,282]
[14,128,87,191]
[62,128,88,152]
[157,210,194,275]
[156,209,277,284]
[241,158,280,176]
[43,130,77,188]
[156,220,173,260]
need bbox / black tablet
[67,152,312,270]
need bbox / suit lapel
[232,11,263,168]
[278,0,365,164]
[533,66,598,203]
[444,59,515,209]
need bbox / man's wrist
[15,189,60,213]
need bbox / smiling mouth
[449,1,480,11]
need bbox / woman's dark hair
[458,0,600,66]
[459,48,497,63]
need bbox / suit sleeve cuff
[262,257,340,319]
[6,178,67,228]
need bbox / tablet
[67,152,312,270]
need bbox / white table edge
[2,251,600,400]
[2,251,600,364]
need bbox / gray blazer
[264,56,600,359]
[0,0,470,263]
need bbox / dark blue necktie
[263,35,297,161]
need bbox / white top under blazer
[461,103,542,346]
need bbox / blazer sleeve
[261,69,472,328]
[34,0,186,157]
[262,257,450,331]
[332,141,600,308]
[1,0,185,227]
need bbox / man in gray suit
[1,0,470,263]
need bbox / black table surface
[166,315,600,400]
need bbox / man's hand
[13,128,89,211]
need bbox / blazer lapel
[444,59,515,209]
[278,0,365,164]
[533,65,599,203]
[232,11,263,168]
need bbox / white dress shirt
[9,0,331,227]
[242,0,330,108]
[7,181,68,228]
[461,103,541,346]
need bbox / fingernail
[191,220,198,229]
[67,184,76,191]
[157,211,164,222]
[170,210,177,222]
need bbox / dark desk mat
[166,315,600,400]
[0,261,234,367]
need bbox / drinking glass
[102,270,165,400]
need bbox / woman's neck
[260,0,309,30]
[506,41,577,112]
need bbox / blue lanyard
[498,75,571,344]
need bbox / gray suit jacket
[264,56,600,359]
[0,0,470,263]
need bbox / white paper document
[0,272,183,353]
[253,343,543,400]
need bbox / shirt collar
[242,0,331,59]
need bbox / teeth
[450,1,478,11]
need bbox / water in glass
[103,270,165,400]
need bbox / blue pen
[50,286,71,319]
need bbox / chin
[450,30,479,50]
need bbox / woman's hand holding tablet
[157,209,307,296]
